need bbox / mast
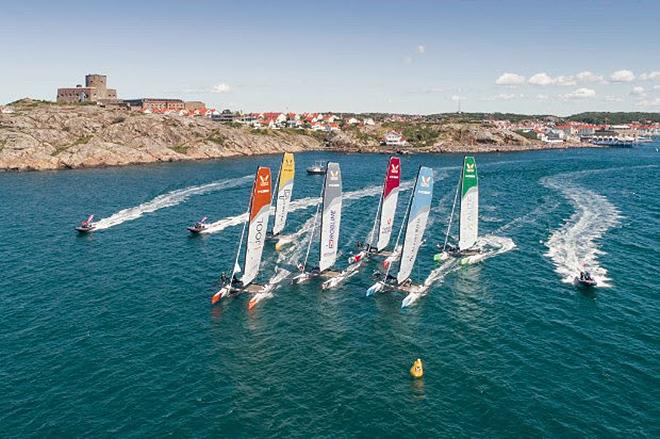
[396,166,434,285]
[366,187,383,249]
[301,177,325,272]
[441,169,462,252]
[458,156,478,250]
[230,185,252,280]
[319,162,342,272]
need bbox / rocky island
[0,99,613,172]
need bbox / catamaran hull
[366,280,423,304]
[292,272,315,284]
[75,226,95,233]
[212,283,268,305]
[321,265,361,290]
[211,286,232,304]
[187,226,206,234]
[434,247,483,264]
[274,235,294,251]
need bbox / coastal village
[42,73,660,146]
[1,72,659,171]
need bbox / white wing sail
[319,162,342,272]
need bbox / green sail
[459,156,479,250]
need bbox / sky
[1,0,659,115]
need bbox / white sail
[375,157,401,251]
[397,166,434,285]
[458,156,478,250]
[319,162,342,272]
[241,167,272,285]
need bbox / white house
[363,118,375,126]
[347,117,359,125]
[543,128,565,143]
[384,131,407,146]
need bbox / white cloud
[576,71,604,82]
[654,85,660,90]
[524,70,606,87]
[536,94,549,100]
[528,72,555,86]
[639,71,660,81]
[631,86,646,96]
[635,97,660,108]
[605,96,623,102]
[450,95,463,101]
[416,45,425,54]
[481,93,523,101]
[609,70,635,82]
[211,83,231,93]
[496,72,525,85]
[403,57,413,64]
[556,75,577,86]
[561,88,596,99]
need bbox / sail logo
[390,164,399,174]
[466,163,475,174]
[259,175,270,187]
[421,176,431,187]
[329,170,339,181]
[382,217,393,234]
[253,216,265,244]
[327,209,337,248]
[405,219,423,264]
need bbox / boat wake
[542,175,621,287]
[401,235,516,308]
[94,176,251,230]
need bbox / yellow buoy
[410,358,424,378]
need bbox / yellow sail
[272,153,295,236]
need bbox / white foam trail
[542,175,621,287]
[402,235,516,308]
[203,181,415,235]
[249,267,291,306]
[94,176,251,230]
[253,180,420,300]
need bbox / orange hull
[211,292,222,305]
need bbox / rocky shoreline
[0,101,592,172]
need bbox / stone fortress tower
[57,73,117,103]
[85,74,107,90]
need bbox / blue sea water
[1,144,659,437]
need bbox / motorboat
[187,216,208,233]
[575,271,597,288]
[75,215,96,233]
[306,160,327,175]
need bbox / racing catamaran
[292,162,342,284]
[321,156,400,289]
[211,166,272,304]
[75,215,96,233]
[367,166,434,296]
[434,156,481,264]
[268,152,295,242]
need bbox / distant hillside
[566,112,660,124]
